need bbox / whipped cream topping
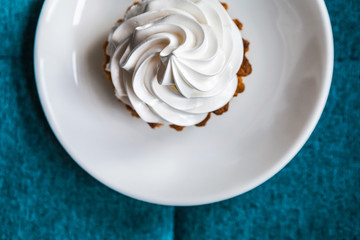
[106,0,244,126]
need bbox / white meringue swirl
[105,0,244,126]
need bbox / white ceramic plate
[34,0,333,206]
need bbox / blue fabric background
[0,0,359,239]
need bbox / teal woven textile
[0,0,359,239]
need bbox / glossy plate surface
[34,0,333,206]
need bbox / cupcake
[103,0,252,131]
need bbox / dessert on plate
[103,0,252,131]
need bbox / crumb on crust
[169,125,186,132]
[237,40,252,77]
[220,2,228,10]
[126,1,140,14]
[195,113,211,127]
[148,123,163,129]
[234,76,245,97]
[213,103,230,115]
[243,38,250,53]
[233,19,243,30]
[125,105,140,118]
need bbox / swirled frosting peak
[105,0,244,126]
